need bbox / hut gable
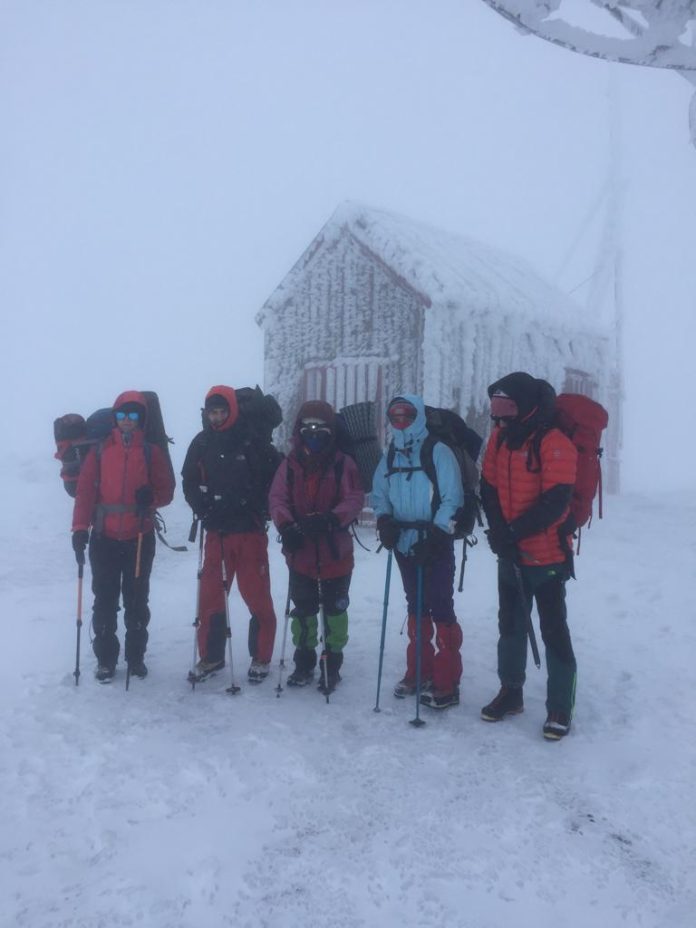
[258,201,613,452]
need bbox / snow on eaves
[258,201,606,336]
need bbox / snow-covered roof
[259,200,605,333]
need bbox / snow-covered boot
[393,676,432,698]
[95,664,116,683]
[420,686,460,709]
[188,658,225,683]
[543,711,571,741]
[128,660,148,679]
[247,660,270,684]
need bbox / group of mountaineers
[65,370,600,741]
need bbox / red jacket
[482,426,577,566]
[72,392,174,540]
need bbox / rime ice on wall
[257,201,612,449]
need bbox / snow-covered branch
[479,1,696,146]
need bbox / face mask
[301,429,331,453]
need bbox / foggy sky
[2,0,694,491]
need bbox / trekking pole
[511,560,541,670]
[457,535,477,593]
[188,526,205,690]
[135,528,144,579]
[275,579,292,697]
[410,528,426,728]
[73,561,84,686]
[315,541,330,704]
[127,514,147,692]
[220,533,241,695]
[374,549,393,713]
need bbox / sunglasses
[115,411,140,422]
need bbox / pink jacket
[269,450,364,579]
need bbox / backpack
[528,391,609,546]
[553,393,609,532]
[53,392,175,498]
[202,385,283,445]
[53,408,114,498]
[386,406,483,539]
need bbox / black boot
[287,647,316,687]
[481,686,524,722]
[317,651,343,694]
[128,659,148,679]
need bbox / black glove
[135,485,154,514]
[411,526,448,566]
[298,512,339,538]
[280,522,305,553]
[485,524,518,561]
[377,515,400,551]
[72,529,89,565]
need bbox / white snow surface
[2,458,695,928]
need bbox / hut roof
[258,201,605,334]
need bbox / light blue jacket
[371,394,464,556]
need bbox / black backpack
[386,406,483,539]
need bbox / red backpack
[553,393,609,540]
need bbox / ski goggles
[115,410,140,422]
[387,402,417,429]
[300,419,331,434]
[490,395,518,421]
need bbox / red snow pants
[198,530,277,664]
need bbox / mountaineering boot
[420,686,460,710]
[247,660,271,684]
[543,711,571,741]
[95,664,116,683]
[287,647,316,687]
[188,658,225,683]
[317,651,342,695]
[393,676,433,699]
[480,686,524,722]
[317,669,341,695]
[128,660,148,679]
[286,667,314,687]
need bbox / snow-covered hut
[256,202,618,485]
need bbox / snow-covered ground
[2,457,695,928]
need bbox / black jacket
[182,422,282,534]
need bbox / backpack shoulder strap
[419,435,441,517]
[385,439,425,482]
[386,441,396,475]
